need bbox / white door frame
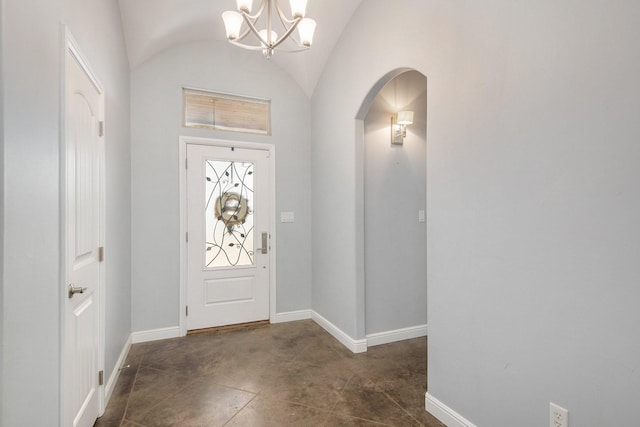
[60,27,106,422]
[179,136,277,335]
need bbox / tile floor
[95,320,445,427]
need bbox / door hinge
[186,232,188,242]
[98,370,104,386]
[185,158,188,169]
[98,121,104,137]
[186,306,189,317]
[98,246,104,262]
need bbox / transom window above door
[183,88,271,135]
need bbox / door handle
[68,284,87,299]
[255,232,268,254]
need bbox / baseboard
[426,392,477,427]
[311,311,367,353]
[128,312,372,356]
[272,309,313,323]
[366,324,428,347]
[131,326,181,344]
[104,334,132,407]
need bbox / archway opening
[354,68,428,345]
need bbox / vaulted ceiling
[119,0,364,96]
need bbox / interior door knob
[68,284,87,299]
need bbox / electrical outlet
[550,402,568,427]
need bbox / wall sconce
[391,110,414,145]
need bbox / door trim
[179,136,276,336]
[60,27,106,423]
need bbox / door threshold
[187,319,269,335]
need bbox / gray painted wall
[312,0,640,425]
[130,41,312,332]
[1,0,131,425]
[364,71,427,335]
[2,1,639,425]
[3,0,64,421]
[0,0,4,419]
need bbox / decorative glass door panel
[186,142,271,331]
[204,160,254,268]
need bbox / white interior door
[63,38,103,427]
[186,143,271,330]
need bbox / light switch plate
[281,211,295,223]
[418,210,425,223]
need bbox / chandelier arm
[240,12,270,47]
[274,0,298,25]
[229,40,268,51]
[287,34,305,47]
[222,0,313,55]
[228,38,309,53]
[231,3,263,43]
[266,0,273,44]
[234,25,254,43]
[232,40,308,52]
[271,18,302,50]
[243,0,268,21]
[271,45,309,53]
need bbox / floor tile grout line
[119,356,144,427]
[332,369,425,427]
[322,371,355,427]
[104,321,430,426]
[220,392,259,426]
[120,419,146,427]
[224,393,341,426]
[338,415,398,427]
[195,375,263,396]
[255,393,339,413]
[377,383,427,427]
[121,366,207,424]
[322,391,342,427]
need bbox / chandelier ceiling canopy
[222,0,317,58]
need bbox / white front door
[63,37,103,427]
[186,143,272,330]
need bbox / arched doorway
[355,69,428,345]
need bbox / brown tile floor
[95,320,445,427]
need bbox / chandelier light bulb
[289,0,308,18]
[236,0,253,13]
[297,18,316,46]
[222,11,244,40]
[258,29,279,47]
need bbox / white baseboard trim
[128,311,371,356]
[104,334,132,407]
[272,309,313,323]
[311,311,367,353]
[131,326,181,344]
[426,392,477,427]
[366,324,428,347]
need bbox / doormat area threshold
[187,319,269,335]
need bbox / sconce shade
[289,0,308,18]
[222,11,244,39]
[297,18,317,46]
[397,110,414,125]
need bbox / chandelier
[222,0,317,59]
